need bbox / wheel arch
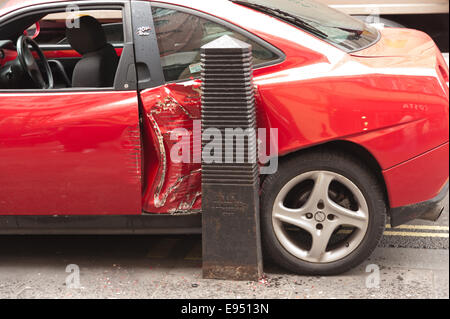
[274,140,391,212]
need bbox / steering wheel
[16,35,53,89]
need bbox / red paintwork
[26,48,123,60]
[0,49,17,67]
[42,49,82,59]
[23,21,40,39]
[0,0,448,216]
[0,91,142,215]
[383,142,449,207]
[1,48,78,67]
[40,48,123,59]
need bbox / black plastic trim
[130,0,165,89]
[0,213,202,235]
[48,59,71,86]
[114,1,137,91]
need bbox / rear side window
[151,7,279,82]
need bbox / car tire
[260,150,386,275]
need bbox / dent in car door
[139,81,202,214]
[131,2,202,214]
[130,0,199,214]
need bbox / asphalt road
[0,195,447,299]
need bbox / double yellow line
[383,224,449,238]
[337,224,449,238]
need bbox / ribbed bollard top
[201,35,258,183]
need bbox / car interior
[0,9,124,90]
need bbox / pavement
[0,195,448,299]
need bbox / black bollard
[201,35,263,281]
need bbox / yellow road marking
[386,224,449,231]
[337,229,449,238]
[383,231,449,238]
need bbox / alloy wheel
[271,171,369,263]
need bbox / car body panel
[0,90,142,215]
[383,142,449,207]
[252,52,449,210]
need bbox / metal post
[201,36,263,281]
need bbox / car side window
[34,10,124,46]
[151,7,279,82]
[0,8,126,91]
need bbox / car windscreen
[231,0,379,52]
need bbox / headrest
[66,16,107,55]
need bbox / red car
[0,0,448,275]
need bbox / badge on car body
[137,26,151,36]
